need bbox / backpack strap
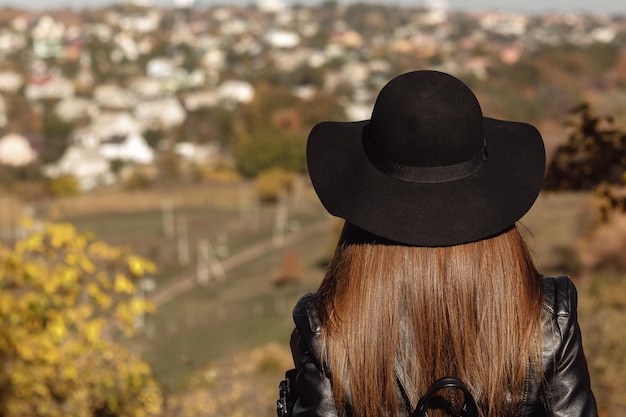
[292,292,326,368]
[412,377,480,417]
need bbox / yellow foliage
[127,255,156,277]
[114,273,135,294]
[0,219,162,417]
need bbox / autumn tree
[544,102,626,217]
[0,220,162,417]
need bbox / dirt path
[148,217,332,306]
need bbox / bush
[48,175,79,197]
[0,220,163,417]
[254,168,295,202]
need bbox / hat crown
[369,71,484,168]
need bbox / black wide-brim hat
[307,70,546,247]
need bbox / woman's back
[281,70,597,417]
[291,275,596,417]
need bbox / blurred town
[0,0,624,195]
[0,1,625,417]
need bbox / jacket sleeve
[541,276,598,417]
[290,294,339,417]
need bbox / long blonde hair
[316,223,543,417]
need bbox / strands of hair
[316,224,543,417]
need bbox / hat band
[364,138,487,184]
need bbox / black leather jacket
[289,276,598,417]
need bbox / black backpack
[277,373,480,417]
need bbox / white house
[0,133,37,167]
[129,77,164,99]
[216,80,255,105]
[31,15,66,59]
[184,91,219,111]
[72,112,144,151]
[134,96,186,130]
[257,0,287,13]
[146,57,178,79]
[118,9,161,34]
[265,30,301,49]
[90,112,142,138]
[93,84,137,110]
[25,75,75,101]
[201,48,225,73]
[112,32,140,62]
[43,145,113,191]
[0,31,27,55]
[99,133,154,164]
[174,141,220,165]
[0,70,24,94]
[55,97,100,122]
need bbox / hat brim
[307,117,546,246]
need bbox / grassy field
[134,228,332,389]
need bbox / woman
[286,70,597,417]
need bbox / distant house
[216,80,254,108]
[0,133,37,167]
[265,30,301,49]
[340,61,370,86]
[0,31,27,56]
[174,141,221,165]
[0,70,24,94]
[112,32,140,62]
[43,145,113,191]
[118,9,161,34]
[25,74,74,101]
[74,112,143,147]
[99,133,154,164]
[344,102,373,122]
[257,0,287,13]
[184,91,219,111]
[31,15,66,59]
[93,84,136,110]
[55,96,99,122]
[129,77,163,99]
[200,48,225,75]
[134,96,186,130]
[146,57,178,79]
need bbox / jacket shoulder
[293,292,322,340]
[542,275,577,317]
[537,276,598,417]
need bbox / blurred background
[0,0,624,416]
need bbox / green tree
[234,130,305,178]
[233,83,344,177]
[0,220,162,417]
[42,109,74,164]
